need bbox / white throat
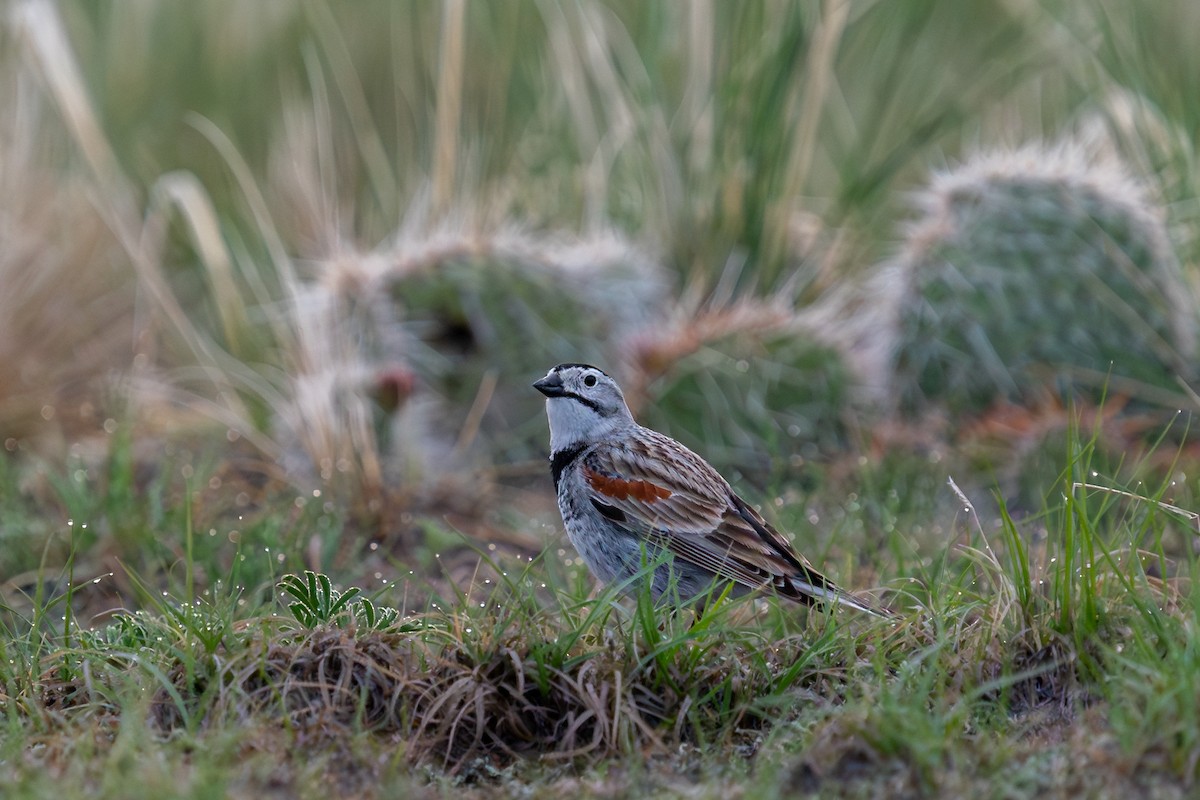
[545,396,631,453]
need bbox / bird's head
[533,363,635,451]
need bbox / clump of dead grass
[145,597,850,772]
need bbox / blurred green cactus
[340,229,668,462]
[625,302,853,484]
[889,144,1195,417]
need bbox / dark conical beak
[533,372,566,398]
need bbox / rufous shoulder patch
[584,467,672,503]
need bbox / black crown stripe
[551,362,609,377]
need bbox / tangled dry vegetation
[34,579,858,773]
[23,605,1007,774]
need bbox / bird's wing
[582,434,891,616]
[580,438,818,593]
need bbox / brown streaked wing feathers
[581,435,843,602]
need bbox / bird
[533,362,892,617]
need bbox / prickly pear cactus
[890,144,1195,417]
[625,302,853,484]
[337,228,668,462]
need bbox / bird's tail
[785,576,896,619]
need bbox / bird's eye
[583,374,597,387]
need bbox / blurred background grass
[2,0,1199,581]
